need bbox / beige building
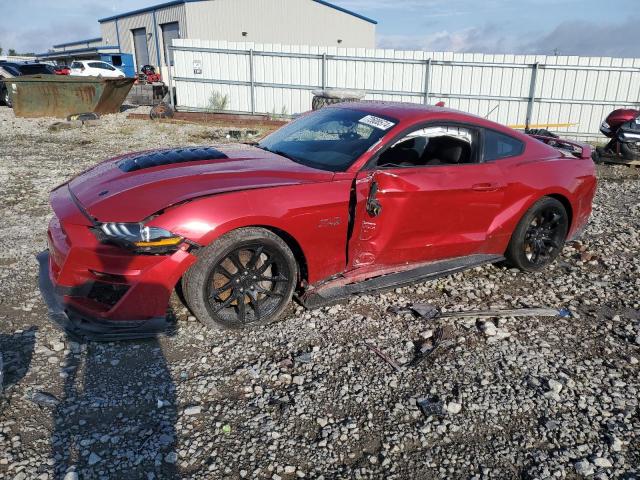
[97,0,377,72]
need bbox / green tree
[0,46,3,55]
[8,48,17,56]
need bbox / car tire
[182,227,298,330]
[505,197,569,272]
[620,142,640,160]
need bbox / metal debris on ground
[363,341,401,372]
[390,304,565,320]
[150,102,175,120]
[411,327,454,366]
[29,391,60,407]
[416,396,445,418]
[67,112,100,123]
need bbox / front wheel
[182,228,298,329]
[505,197,569,272]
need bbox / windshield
[258,107,397,171]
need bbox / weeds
[207,91,229,112]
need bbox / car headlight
[94,222,183,254]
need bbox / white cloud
[377,18,640,58]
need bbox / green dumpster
[4,75,135,118]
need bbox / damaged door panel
[348,163,506,271]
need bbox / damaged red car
[40,102,597,339]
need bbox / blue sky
[0,0,638,57]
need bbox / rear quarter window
[483,129,524,161]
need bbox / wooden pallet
[598,155,640,167]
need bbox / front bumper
[40,186,197,340]
[38,251,170,341]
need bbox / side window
[378,125,478,168]
[483,130,524,161]
[71,62,82,69]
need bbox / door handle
[471,182,501,192]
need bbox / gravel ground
[0,106,639,480]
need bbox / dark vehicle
[0,61,56,107]
[596,108,640,162]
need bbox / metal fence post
[423,58,431,104]
[167,46,175,109]
[525,62,539,130]
[321,53,327,90]
[249,49,255,115]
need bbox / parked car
[53,65,71,75]
[70,60,125,78]
[0,61,56,107]
[41,102,597,339]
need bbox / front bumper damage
[38,251,170,341]
[39,185,197,341]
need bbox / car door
[347,124,506,270]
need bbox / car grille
[87,282,129,308]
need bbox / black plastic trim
[300,253,504,309]
[117,147,228,172]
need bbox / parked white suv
[70,61,125,78]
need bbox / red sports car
[40,102,597,339]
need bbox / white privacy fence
[170,39,640,141]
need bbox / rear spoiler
[528,135,592,160]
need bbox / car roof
[333,100,530,139]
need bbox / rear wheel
[505,197,569,272]
[621,142,640,160]
[183,228,298,329]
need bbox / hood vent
[117,147,228,172]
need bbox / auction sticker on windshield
[359,115,395,131]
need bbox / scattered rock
[445,402,462,414]
[575,459,594,476]
[592,457,612,468]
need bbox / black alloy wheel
[183,227,298,329]
[506,197,569,272]
[206,243,291,325]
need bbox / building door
[132,27,149,71]
[161,22,180,66]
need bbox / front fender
[147,181,352,284]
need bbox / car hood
[68,145,334,222]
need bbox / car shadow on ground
[50,334,179,479]
[0,327,37,409]
[37,251,182,479]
